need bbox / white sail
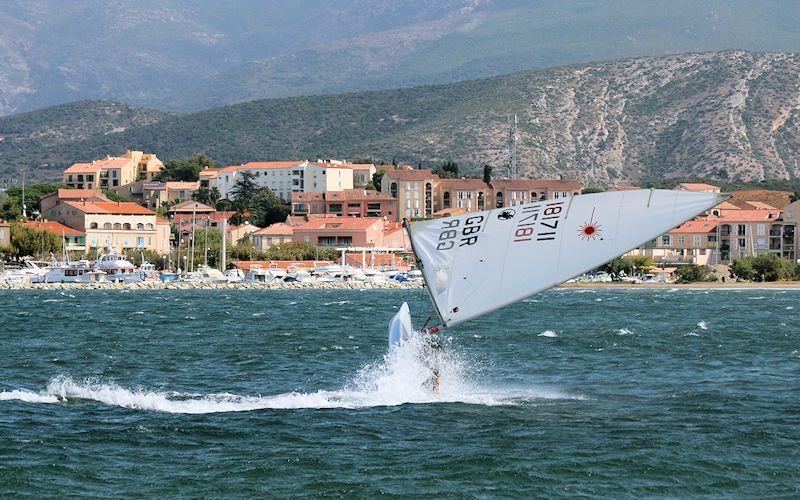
[408,189,726,328]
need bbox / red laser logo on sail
[578,208,602,241]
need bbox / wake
[0,336,580,414]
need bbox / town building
[0,219,9,248]
[677,182,721,193]
[23,221,86,252]
[490,179,583,207]
[250,223,294,250]
[292,217,407,248]
[141,181,199,210]
[41,200,170,254]
[381,169,437,219]
[437,178,493,212]
[291,189,396,219]
[208,161,354,202]
[63,150,164,189]
[323,159,376,186]
[40,189,109,213]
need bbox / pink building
[292,217,406,248]
[291,189,397,219]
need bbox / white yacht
[94,249,142,283]
[43,260,93,283]
[0,261,52,284]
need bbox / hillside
[4,51,800,184]
[0,101,171,178]
[4,1,800,114]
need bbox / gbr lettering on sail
[433,200,566,251]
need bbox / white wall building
[211,161,353,202]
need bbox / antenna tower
[507,114,518,179]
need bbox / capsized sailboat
[389,189,728,343]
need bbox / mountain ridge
[2,50,799,185]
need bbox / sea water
[1,289,798,496]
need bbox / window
[677,235,685,244]
[757,224,765,236]
[495,192,503,208]
[329,203,343,212]
[539,192,546,201]
[90,222,99,229]
[104,222,112,229]
[145,223,153,230]
[693,235,701,247]
[737,224,746,236]
[738,238,746,248]
[443,192,451,209]
[708,234,717,242]
[136,237,144,247]
[756,238,766,249]
[123,223,131,230]
[390,182,398,198]
[661,234,671,246]
[136,223,144,230]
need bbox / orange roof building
[291,188,397,219]
[292,217,406,249]
[63,150,163,190]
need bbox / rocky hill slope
[3,51,799,185]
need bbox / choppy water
[1,288,799,496]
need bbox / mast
[507,114,518,180]
[402,218,446,329]
[221,216,227,271]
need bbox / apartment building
[292,217,405,248]
[210,161,354,202]
[250,223,294,250]
[490,179,583,207]
[291,189,396,219]
[141,181,199,209]
[40,189,109,213]
[381,169,437,219]
[42,200,170,254]
[437,178,493,212]
[63,150,164,189]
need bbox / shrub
[675,264,715,283]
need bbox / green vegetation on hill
[2,50,800,185]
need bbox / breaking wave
[0,336,579,414]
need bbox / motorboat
[0,261,51,284]
[43,260,93,283]
[94,249,142,283]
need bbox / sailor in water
[418,334,443,395]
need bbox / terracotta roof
[63,200,154,215]
[716,210,781,222]
[63,162,101,174]
[490,179,583,191]
[293,217,384,231]
[156,217,170,224]
[713,201,740,210]
[291,192,324,202]
[168,200,215,212]
[729,190,793,210]
[23,220,83,236]
[54,189,107,200]
[252,223,294,236]
[432,207,467,218]
[670,219,718,234]
[285,215,308,226]
[677,183,720,192]
[384,169,436,181]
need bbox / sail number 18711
[513,201,564,243]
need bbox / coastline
[1,280,798,291]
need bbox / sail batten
[408,189,726,328]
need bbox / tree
[731,254,797,282]
[215,198,234,212]
[582,187,605,194]
[729,258,756,281]
[252,187,290,227]
[102,189,128,202]
[434,161,459,179]
[8,223,62,260]
[155,154,215,182]
[675,264,715,283]
[372,169,386,191]
[230,171,259,224]
[193,186,221,206]
[1,183,63,221]
[482,164,493,184]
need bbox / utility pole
[190,209,196,272]
[21,169,26,219]
[221,216,227,272]
[507,114,518,180]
